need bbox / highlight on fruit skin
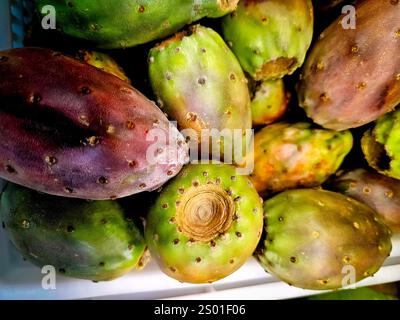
[249,122,353,195]
[34,0,239,49]
[0,47,188,200]
[0,183,149,281]
[329,168,400,234]
[222,0,314,80]
[298,0,400,131]
[362,108,400,181]
[255,189,392,290]
[145,164,264,284]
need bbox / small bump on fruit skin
[0,47,188,200]
[34,0,239,49]
[248,122,353,195]
[255,189,392,290]
[0,183,148,281]
[145,164,263,284]
[298,0,400,130]
[329,168,400,234]
[222,0,314,80]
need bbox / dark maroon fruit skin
[0,47,187,200]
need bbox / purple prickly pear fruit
[145,164,263,284]
[0,47,188,200]
[255,189,392,290]
[298,0,400,130]
[249,122,353,195]
[329,168,400,233]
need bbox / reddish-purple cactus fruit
[298,0,400,130]
[0,48,188,200]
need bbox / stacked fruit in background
[0,0,399,293]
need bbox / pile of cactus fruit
[0,0,399,296]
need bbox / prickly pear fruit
[222,0,314,80]
[145,164,263,283]
[250,79,289,127]
[0,47,188,200]
[298,0,400,131]
[249,123,353,195]
[255,189,392,290]
[362,108,400,180]
[0,183,148,281]
[329,168,400,233]
[34,0,239,49]
[149,25,251,161]
[75,50,131,83]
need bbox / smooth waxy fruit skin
[251,80,289,127]
[222,0,314,80]
[362,109,400,181]
[34,0,239,49]
[145,164,263,284]
[0,48,188,200]
[329,168,400,233]
[255,189,392,290]
[149,25,251,160]
[75,50,131,83]
[249,123,353,195]
[298,0,400,131]
[0,183,148,281]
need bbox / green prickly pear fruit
[249,123,353,195]
[75,50,131,83]
[149,25,252,162]
[329,168,400,234]
[0,183,148,281]
[145,164,263,284]
[298,0,400,131]
[34,0,239,49]
[255,189,392,290]
[0,47,188,200]
[250,79,289,127]
[221,0,314,80]
[362,108,400,180]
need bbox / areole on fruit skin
[145,164,263,284]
